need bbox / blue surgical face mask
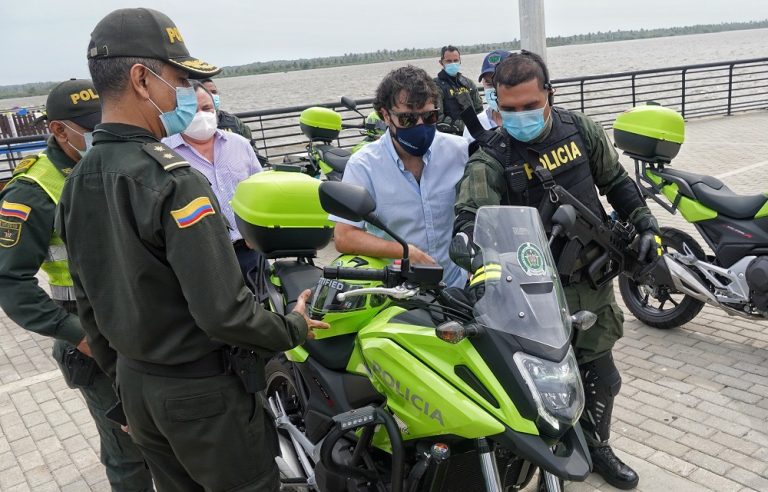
[392,123,436,157]
[484,87,498,111]
[62,122,93,158]
[500,105,548,142]
[145,67,197,137]
[444,62,461,77]
[212,94,221,110]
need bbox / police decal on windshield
[516,242,546,276]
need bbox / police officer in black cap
[0,79,153,491]
[57,8,327,491]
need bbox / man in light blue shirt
[331,66,469,288]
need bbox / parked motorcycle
[613,103,768,328]
[231,172,595,492]
[288,97,365,181]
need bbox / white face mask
[182,110,218,141]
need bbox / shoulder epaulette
[141,143,189,172]
[11,156,39,176]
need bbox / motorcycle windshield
[472,206,571,349]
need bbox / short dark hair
[493,50,551,91]
[88,56,164,100]
[200,78,214,84]
[440,45,460,59]
[373,65,440,114]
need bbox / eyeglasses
[387,109,439,128]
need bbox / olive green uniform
[57,123,308,491]
[435,70,484,135]
[0,138,153,491]
[454,111,652,363]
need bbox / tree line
[2,19,767,99]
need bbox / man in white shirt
[331,66,469,288]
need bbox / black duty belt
[118,350,230,379]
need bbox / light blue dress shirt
[330,130,469,288]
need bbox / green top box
[613,104,685,163]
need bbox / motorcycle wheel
[536,470,564,492]
[266,356,305,429]
[266,356,310,488]
[619,227,706,329]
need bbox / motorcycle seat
[691,183,767,219]
[271,260,357,371]
[657,168,767,219]
[315,145,351,172]
[272,260,323,312]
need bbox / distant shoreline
[1,19,766,99]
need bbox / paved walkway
[1,111,767,491]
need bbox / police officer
[434,45,483,135]
[0,79,153,491]
[56,8,327,491]
[453,51,659,490]
[200,78,268,165]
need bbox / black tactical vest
[435,73,474,120]
[499,108,604,221]
[478,108,605,278]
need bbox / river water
[2,28,767,112]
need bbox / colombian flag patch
[0,201,32,221]
[170,197,215,229]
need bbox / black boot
[579,354,639,490]
[590,445,639,490]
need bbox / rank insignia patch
[0,201,32,221]
[170,197,215,228]
[0,219,22,248]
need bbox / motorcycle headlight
[513,349,584,433]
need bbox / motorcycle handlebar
[322,266,387,282]
[341,123,365,129]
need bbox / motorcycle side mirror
[319,181,376,222]
[341,96,366,119]
[550,204,578,244]
[319,181,411,268]
[552,204,577,230]
[340,96,357,111]
[571,310,597,331]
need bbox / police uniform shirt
[57,123,307,378]
[0,138,85,344]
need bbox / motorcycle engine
[745,256,768,312]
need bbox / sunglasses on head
[387,109,439,128]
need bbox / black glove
[634,216,662,263]
[467,261,500,305]
[449,232,475,271]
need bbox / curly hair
[373,65,440,114]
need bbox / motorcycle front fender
[491,421,592,481]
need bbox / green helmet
[310,255,391,334]
[364,110,387,139]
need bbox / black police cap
[87,8,220,79]
[42,79,102,131]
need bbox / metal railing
[2,57,767,183]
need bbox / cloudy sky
[1,0,766,85]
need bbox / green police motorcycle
[613,104,768,328]
[232,175,594,492]
[288,97,365,181]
